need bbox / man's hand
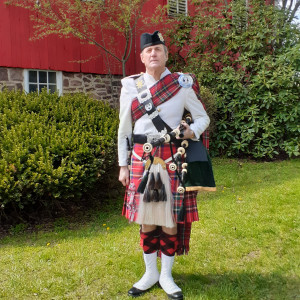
[119,166,130,186]
[176,121,196,139]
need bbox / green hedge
[0,90,118,217]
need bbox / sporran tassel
[137,169,150,194]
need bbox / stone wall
[0,67,23,92]
[0,67,122,107]
[62,72,122,107]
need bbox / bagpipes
[137,114,216,222]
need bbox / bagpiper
[118,30,216,300]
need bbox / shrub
[0,90,118,219]
[167,0,300,159]
[199,85,217,136]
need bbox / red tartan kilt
[122,143,199,224]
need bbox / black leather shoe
[128,287,146,297]
[167,291,184,300]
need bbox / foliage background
[166,0,300,159]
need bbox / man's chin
[148,63,164,69]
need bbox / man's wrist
[190,130,196,139]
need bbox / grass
[0,158,299,300]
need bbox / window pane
[29,71,37,83]
[39,71,47,83]
[29,84,37,93]
[49,85,56,93]
[178,0,186,13]
[39,84,47,92]
[169,0,177,14]
[48,72,56,84]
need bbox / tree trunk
[122,60,126,77]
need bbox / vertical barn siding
[0,0,165,76]
[0,3,13,69]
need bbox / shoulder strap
[131,73,181,123]
[134,74,170,133]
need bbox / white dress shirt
[118,68,210,166]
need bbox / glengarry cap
[140,31,165,52]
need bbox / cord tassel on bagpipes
[169,135,189,223]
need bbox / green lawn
[1,158,299,300]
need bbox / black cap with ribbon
[140,30,165,52]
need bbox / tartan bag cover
[131,73,210,150]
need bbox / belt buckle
[146,133,161,143]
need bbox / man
[118,31,210,300]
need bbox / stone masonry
[0,67,122,107]
[0,67,23,92]
[62,72,122,107]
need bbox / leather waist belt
[133,134,154,144]
[133,134,180,147]
[133,134,170,144]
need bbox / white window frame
[168,0,188,17]
[23,69,63,96]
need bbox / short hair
[163,45,168,55]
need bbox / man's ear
[140,52,144,64]
[165,51,169,62]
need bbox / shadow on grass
[0,195,137,246]
[176,271,300,300]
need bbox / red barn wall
[0,0,167,76]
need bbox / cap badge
[178,74,193,88]
[158,32,164,42]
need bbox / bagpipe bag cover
[184,140,216,190]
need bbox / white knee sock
[133,252,160,290]
[159,253,182,294]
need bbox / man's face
[140,44,168,72]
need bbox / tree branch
[36,0,122,62]
[288,0,294,12]
[287,1,300,22]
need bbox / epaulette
[125,72,144,80]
